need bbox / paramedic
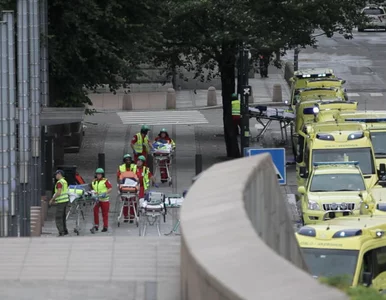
[131,125,153,165]
[117,154,135,184]
[231,93,241,135]
[49,170,69,237]
[155,128,175,147]
[90,168,112,233]
[132,156,158,199]
[117,154,136,223]
[154,128,175,182]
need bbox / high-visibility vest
[92,179,110,202]
[133,133,150,153]
[232,100,240,116]
[131,165,150,190]
[119,164,135,173]
[55,178,69,203]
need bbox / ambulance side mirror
[362,272,372,287]
[378,163,386,180]
[298,186,306,194]
[299,167,308,178]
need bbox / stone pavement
[0,237,180,300]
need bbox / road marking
[370,93,383,97]
[347,93,360,97]
[117,110,209,125]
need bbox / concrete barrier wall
[180,154,348,300]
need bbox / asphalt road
[286,30,386,110]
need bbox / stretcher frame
[66,194,98,236]
[138,200,167,237]
[249,112,293,144]
[116,192,139,227]
[152,151,174,186]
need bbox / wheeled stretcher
[116,171,140,227]
[249,106,295,143]
[152,142,174,186]
[164,194,184,236]
[138,191,167,236]
[67,184,98,235]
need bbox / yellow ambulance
[296,122,379,188]
[289,68,336,109]
[296,215,386,290]
[298,161,372,225]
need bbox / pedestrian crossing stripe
[273,163,284,181]
[347,93,360,97]
[370,93,383,97]
[117,110,209,125]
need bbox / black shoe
[101,227,108,232]
[129,220,134,224]
[64,230,69,235]
[124,219,129,223]
[161,180,167,183]
[57,233,64,237]
[90,226,98,234]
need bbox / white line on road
[117,110,209,125]
[347,93,360,97]
[370,93,384,97]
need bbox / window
[302,248,358,283]
[360,246,386,283]
[364,8,384,15]
[370,132,386,155]
[310,174,366,192]
[312,147,375,175]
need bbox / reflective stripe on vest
[133,133,149,153]
[131,165,150,190]
[55,178,69,203]
[92,179,110,201]
[232,100,240,116]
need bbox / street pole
[239,46,251,156]
[294,46,299,72]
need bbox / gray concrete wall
[180,154,348,300]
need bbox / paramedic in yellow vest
[90,168,112,233]
[116,154,135,184]
[49,170,69,237]
[131,125,153,165]
[132,156,158,199]
[116,153,136,223]
[231,93,241,135]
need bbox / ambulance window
[374,247,386,277]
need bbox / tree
[1,0,162,108]
[154,0,367,158]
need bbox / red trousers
[159,159,170,180]
[134,152,148,166]
[232,115,241,134]
[123,196,138,218]
[93,201,110,228]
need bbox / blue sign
[244,148,286,185]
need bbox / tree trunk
[219,52,240,158]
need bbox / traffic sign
[244,148,286,185]
[243,85,251,96]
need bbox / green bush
[320,276,386,300]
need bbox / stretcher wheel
[169,181,172,187]
[117,221,120,227]
[135,218,139,227]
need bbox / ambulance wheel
[117,222,120,227]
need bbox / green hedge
[320,276,386,300]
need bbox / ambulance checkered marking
[117,110,209,125]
